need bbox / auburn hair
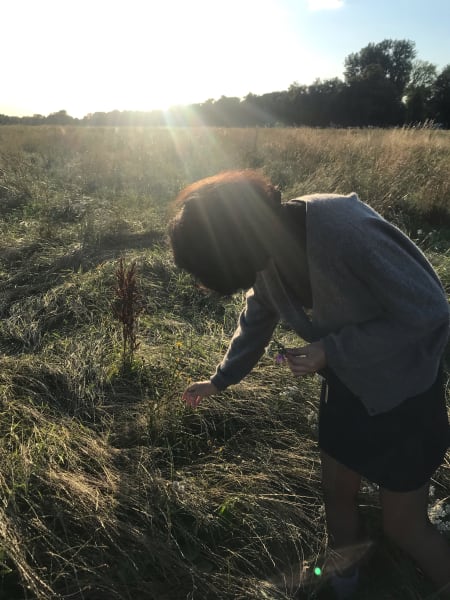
[168,170,281,294]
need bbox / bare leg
[320,450,366,572]
[380,481,450,599]
[273,453,363,595]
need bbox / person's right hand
[182,381,218,408]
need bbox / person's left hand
[285,341,327,376]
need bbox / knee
[380,483,432,548]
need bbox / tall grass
[0,125,448,599]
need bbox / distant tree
[286,83,308,125]
[344,39,416,100]
[339,71,404,126]
[305,78,345,126]
[258,91,291,126]
[46,109,74,125]
[405,60,437,123]
[241,92,289,126]
[211,96,245,126]
[83,112,108,126]
[408,60,438,89]
[241,93,266,126]
[430,65,450,127]
[343,39,415,125]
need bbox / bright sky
[2,0,449,118]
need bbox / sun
[59,0,310,116]
[1,0,317,118]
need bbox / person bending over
[168,170,450,599]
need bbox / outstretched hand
[285,341,326,376]
[182,381,218,408]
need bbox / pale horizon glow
[1,0,449,119]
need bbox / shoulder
[301,193,391,239]
[301,193,409,264]
[303,193,375,221]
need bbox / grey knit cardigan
[210,193,449,415]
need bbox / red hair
[168,170,281,294]
[174,169,281,209]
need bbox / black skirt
[318,366,450,492]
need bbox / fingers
[286,353,316,376]
[182,388,201,408]
[285,347,307,357]
[285,348,308,373]
[183,392,202,408]
[182,381,216,408]
[285,342,326,376]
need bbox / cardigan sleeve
[210,286,279,390]
[322,218,449,370]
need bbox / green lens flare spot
[314,567,322,577]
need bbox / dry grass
[0,125,448,599]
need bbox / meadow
[0,124,449,600]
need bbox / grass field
[0,125,449,599]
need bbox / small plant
[265,338,287,363]
[113,257,142,368]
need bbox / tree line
[2,39,449,129]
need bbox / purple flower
[275,353,286,364]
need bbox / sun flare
[2,0,313,117]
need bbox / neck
[268,203,312,307]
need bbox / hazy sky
[2,0,449,118]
